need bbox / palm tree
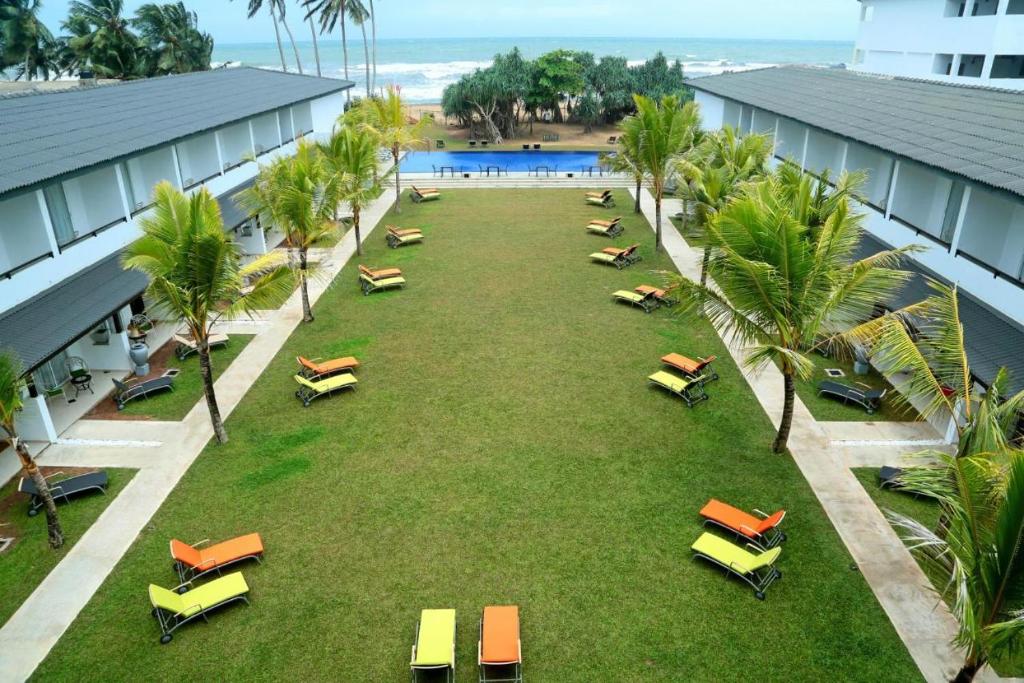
[347,0,370,98]
[239,140,340,323]
[888,446,1024,682]
[307,15,321,77]
[123,183,293,444]
[349,86,428,213]
[0,0,55,81]
[318,125,388,256]
[367,0,376,94]
[272,0,304,76]
[621,94,700,252]
[0,351,64,549]
[236,0,286,72]
[603,122,644,215]
[64,0,140,79]
[132,2,213,76]
[303,0,351,103]
[665,169,912,453]
[676,125,772,286]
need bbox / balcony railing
[889,214,952,250]
[0,251,53,280]
[955,249,1024,290]
[58,216,127,252]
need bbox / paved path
[630,188,982,683]
[0,190,398,682]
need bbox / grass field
[792,352,915,423]
[0,469,135,628]
[36,189,921,681]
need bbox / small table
[437,165,457,178]
[529,166,554,177]
[480,166,504,177]
[581,166,604,177]
[70,373,93,397]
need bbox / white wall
[175,133,220,188]
[13,394,57,442]
[0,191,51,272]
[123,148,178,209]
[889,162,953,238]
[958,186,1024,274]
[776,118,806,161]
[219,121,253,168]
[804,129,846,175]
[251,113,280,154]
[845,142,894,206]
[62,165,126,233]
[694,91,725,130]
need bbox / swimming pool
[401,150,606,174]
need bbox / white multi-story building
[853,0,1024,88]
[687,65,1024,399]
[0,68,351,444]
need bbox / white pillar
[885,161,901,219]
[949,185,972,253]
[35,189,60,256]
[169,146,185,189]
[838,141,849,175]
[982,53,996,79]
[113,163,134,217]
[951,54,963,78]
[799,128,810,170]
[214,131,227,174]
[772,119,780,158]
[247,120,259,158]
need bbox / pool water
[401,150,606,173]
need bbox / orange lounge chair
[387,224,422,237]
[700,498,786,549]
[297,355,359,378]
[635,285,677,307]
[170,533,265,583]
[662,352,718,381]
[359,264,402,280]
[479,605,522,683]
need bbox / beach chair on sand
[149,572,250,644]
[173,332,229,360]
[387,226,424,249]
[297,355,359,378]
[586,216,623,237]
[479,605,523,683]
[612,288,657,313]
[410,186,441,203]
[590,243,641,269]
[817,380,887,414]
[585,190,615,208]
[19,470,108,517]
[112,375,174,410]
[700,499,786,550]
[360,272,406,294]
[170,533,265,584]
[647,370,708,407]
[411,609,456,683]
[293,373,357,407]
[662,353,718,381]
[690,532,782,600]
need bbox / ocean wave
[352,60,493,79]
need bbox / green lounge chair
[410,186,441,203]
[589,244,641,270]
[690,532,782,600]
[360,272,406,295]
[411,608,456,682]
[586,216,623,238]
[647,370,708,407]
[148,571,250,643]
[293,373,358,407]
[612,289,656,313]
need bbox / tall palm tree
[888,446,1024,682]
[132,2,213,76]
[123,183,293,444]
[603,122,644,215]
[64,0,140,79]
[236,0,286,72]
[665,169,911,453]
[622,94,700,252]
[307,15,321,77]
[349,85,428,213]
[0,0,55,81]
[272,0,304,76]
[318,126,388,256]
[0,351,64,549]
[303,0,350,103]
[676,125,772,286]
[367,0,376,94]
[347,0,370,98]
[239,140,340,323]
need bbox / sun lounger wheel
[755,591,765,601]
[160,633,173,645]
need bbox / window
[971,0,998,15]
[278,108,295,144]
[738,106,754,136]
[60,165,127,237]
[0,191,53,275]
[804,130,845,177]
[958,54,985,77]
[933,53,954,75]
[775,118,806,163]
[945,0,967,16]
[251,113,280,155]
[121,148,178,211]
[291,102,314,136]
[1008,0,1024,14]
[217,121,254,170]
[175,133,220,187]
[33,351,70,393]
[889,162,960,243]
[991,55,1024,79]
[957,186,1024,280]
[43,184,76,246]
[845,142,894,209]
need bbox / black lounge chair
[879,466,904,489]
[817,380,887,414]
[19,470,108,516]
[112,375,175,410]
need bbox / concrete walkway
[630,188,986,682]
[0,190,398,682]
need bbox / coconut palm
[888,446,1024,682]
[318,125,388,257]
[307,14,321,77]
[0,351,64,549]
[0,0,55,81]
[132,2,213,76]
[367,0,376,93]
[665,169,911,453]
[234,0,285,72]
[349,85,428,213]
[677,125,772,286]
[303,0,351,103]
[63,0,141,79]
[239,140,340,323]
[621,94,700,252]
[123,183,294,444]
[603,121,644,214]
[347,0,370,97]
[272,0,304,75]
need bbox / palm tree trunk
[14,438,64,548]
[270,7,288,72]
[340,4,350,104]
[773,372,796,454]
[279,14,304,75]
[308,18,322,77]
[353,206,363,256]
[700,246,711,287]
[299,248,314,322]
[634,178,642,213]
[368,0,377,94]
[654,192,663,252]
[393,145,402,214]
[359,21,370,98]
[953,661,981,683]
[198,343,228,444]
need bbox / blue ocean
[212,36,854,103]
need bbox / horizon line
[212,35,855,47]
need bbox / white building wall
[694,90,725,130]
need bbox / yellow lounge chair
[293,373,357,407]
[647,370,708,407]
[612,289,657,313]
[360,272,406,294]
[690,532,782,599]
[587,216,623,237]
[411,186,441,203]
[411,608,456,682]
[149,571,250,643]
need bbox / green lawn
[37,190,921,681]
[0,469,135,628]
[793,352,917,423]
[118,336,253,421]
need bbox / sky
[36,0,861,43]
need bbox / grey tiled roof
[856,235,1024,395]
[0,252,147,374]
[686,66,1024,198]
[0,67,352,197]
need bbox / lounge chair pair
[387,225,424,249]
[18,470,108,516]
[411,605,522,683]
[691,499,787,599]
[410,186,441,203]
[585,189,615,208]
[586,216,622,238]
[359,263,406,294]
[173,332,229,360]
[150,532,265,643]
[112,374,175,410]
[817,380,887,414]
[662,352,718,382]
[612,285,677,313]
[590,243,641,269]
